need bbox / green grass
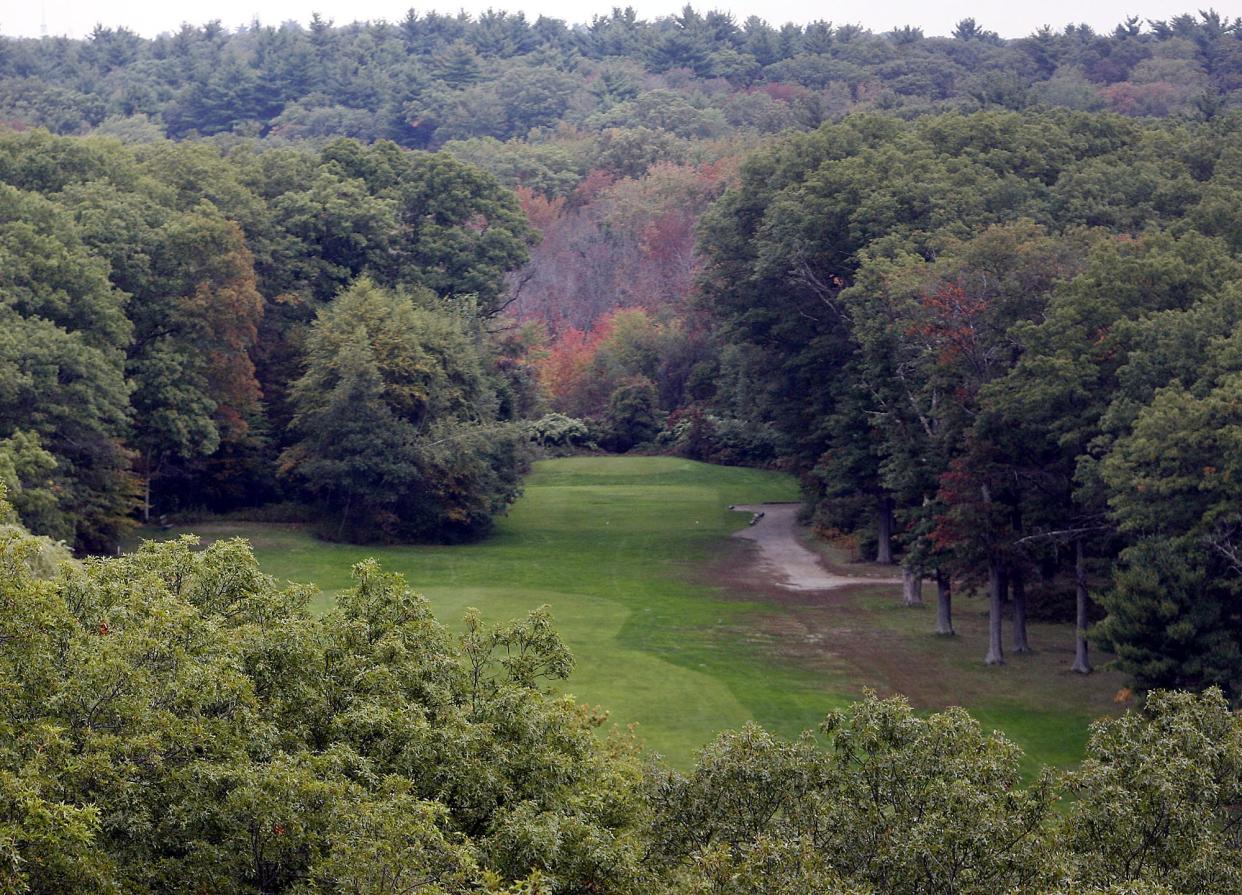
[138,456,1122,771]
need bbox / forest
[5,8,1242,140]
[4,6,1242,892]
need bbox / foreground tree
[0,496,647,894]
[1062,688,1242,890]
[649,695,1058,895]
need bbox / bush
[664,407,784,466]
[526,413,592,451]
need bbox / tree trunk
[876,499,894,565]
[336,492,353,542]
[935,570,954,636]
[985,559,1005,666]
[1072,538,1093,674]
[902,567,923,606]
[1011,567,1031,653]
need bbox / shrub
[526,412,592,450]
[664,407,784,466]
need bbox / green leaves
[653,690,1242,894]
[651,694,1059,895]
[280,279,528,543]
[1062,688,1242,891]
[0,503,651,895]
[1094,539,1242,693]
[396,152,534,315]
[0,130,536,544]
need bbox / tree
[0,431,63,539]
[0,481,649,894]
[649,694,1058,895]
[982,230,1240,675]
[131,212,265,517]
[434,40,484,87]
[1096,539,1241,693]
[265,165,397,302]
[0,183,134,550]
[0,522,102,895]
[281,324,419,540]
[1062,688,1242,890]
[394,152,535,316]
[280,280,527,542]
[952,18,999,42]
[602,376,661,452]
[842,222,1082,644]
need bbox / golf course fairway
[149,456,1123,770]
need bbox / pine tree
[434,41,483,88]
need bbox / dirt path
[730,504,902,592]
[714,506,1123,714]
[713,504,937,703]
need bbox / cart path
[730,504,902,592]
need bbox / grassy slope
[145,456,1120,770]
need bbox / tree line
[696,107,1242,694]
[0,130,537,549]
[1,509,1238,895]
[3,9,1242,143]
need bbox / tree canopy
[5,10,1242,144]
[280,279,528,542]
[0,131,532,549]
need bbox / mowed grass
[139,456,1122,771]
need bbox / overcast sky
[1,0,1220,41]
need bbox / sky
[0,0,1221,41]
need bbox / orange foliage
[1101,81,1188,117]
[572,169,616,206]
[537,322,610,410]
[508,161,740,334]
[909,281,990,370]
[515,186,566,232]
[534,307,670,416]
[182,221,265,438]
[756,82,812,104]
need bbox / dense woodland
[698,110,1242,688]
[5,8,1242,889]
[0,132,539,548]
[5,9,1242,140]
